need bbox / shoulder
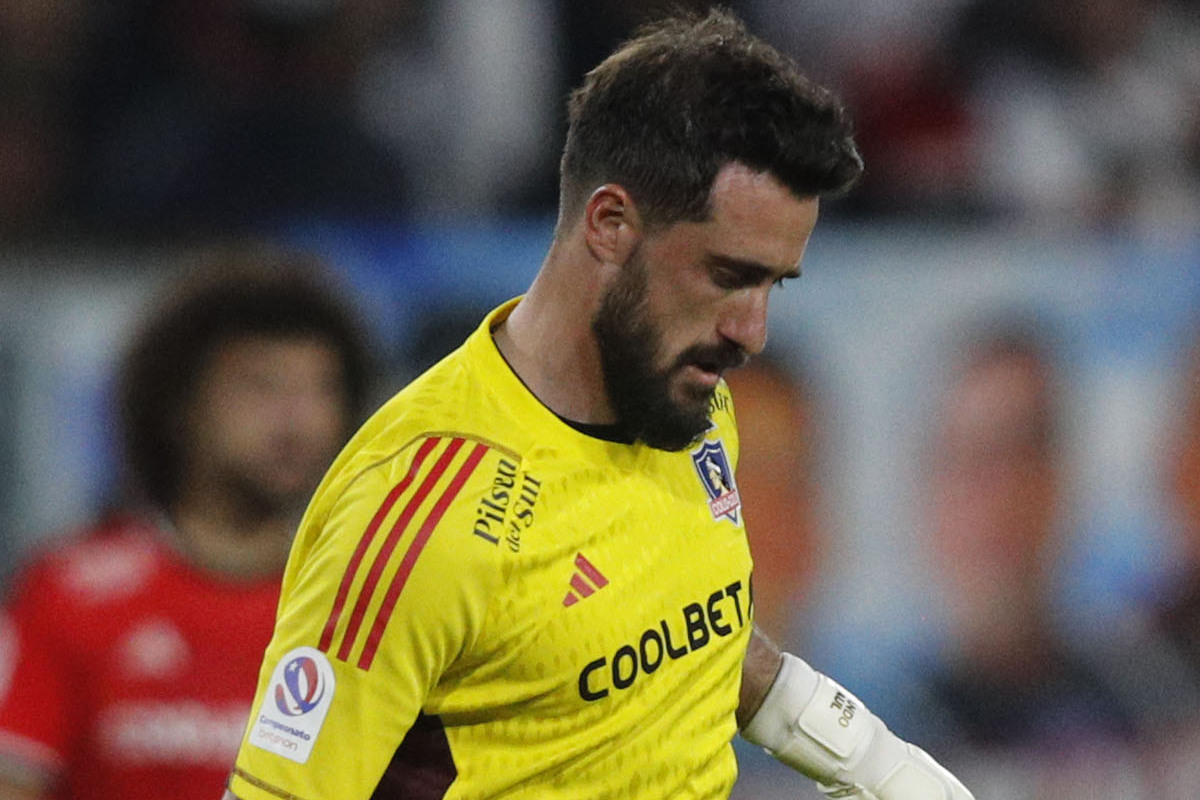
[317,314,538,523]
[5,515,164,610]
[349,338,527,463]
[296,305,538,575]
[296,432,522,583]
[273,435,518,670]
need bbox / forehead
[698,163,819,270]
[204,334,337,375]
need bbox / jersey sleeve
[230,435,510,800]
[0,562,73,786]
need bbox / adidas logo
[562,553,609,606]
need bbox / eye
[711,267,746,290]
[706,256,793,291]
[708,261,764,291]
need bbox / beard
[217,465,313,524]
[215,437,331,524]
[592,249,747,451]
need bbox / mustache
[672,340,748,375]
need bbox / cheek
[300,400,350,451]
[651,298,719,359]
[645,251,717,314]
[205,390,287,449]
[213,402,274,457]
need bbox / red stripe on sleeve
[358,442,489,670]
[337,438,467,662]
[319,437,441,653]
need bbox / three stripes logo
[318,436,489,671]
[562,552,609,607]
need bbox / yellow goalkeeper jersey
[229,298,755,800]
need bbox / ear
[582,184,642,267]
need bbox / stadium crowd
[0,0,1198,239]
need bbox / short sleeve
[230,435,510,800]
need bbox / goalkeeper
[224,8,973,800]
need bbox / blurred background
[2,0,1200,797]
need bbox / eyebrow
[706,253,802,283]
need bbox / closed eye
[711,265,756,290]
[707,254,799,291]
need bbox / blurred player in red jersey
[0,246,372,800]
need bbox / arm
[738,626,974,800]
[227,438,503,800]
[736,623,784,728]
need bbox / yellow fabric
[230,298,754,800]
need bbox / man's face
[593,163,820,450]
[930,352,1058,651]
[933,354,1058,567]
[184,335,349,518]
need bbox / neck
[495,237,616,424]
[169,489,296,577]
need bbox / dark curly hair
[116,244,373,510]
[558,7,863,230]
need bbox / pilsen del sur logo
[691,438,740,523]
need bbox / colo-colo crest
[691,438,740,524]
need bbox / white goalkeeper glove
[741,653,974,800]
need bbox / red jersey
[0,514,281,799]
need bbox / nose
[717,286,770,356]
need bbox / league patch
[691,438,741,524]
[249,647,335,763]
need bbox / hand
[742,653,974,800]
[815,740,973,800]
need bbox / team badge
[691,438,741,524]
[249,646,335,763]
